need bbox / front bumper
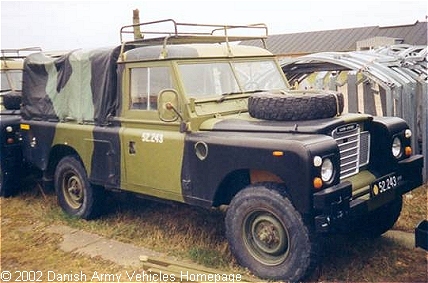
[313,154,424,233]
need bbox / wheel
[0,163,6,197]
[248,91,344,121]
[353,197,403,238]
[0,162,18,197]
[3,92,22,110]
[225,183,318,281]
[54,155,104,219]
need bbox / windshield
[1,70,23,92]
[178,59,288,98]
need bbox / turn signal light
[313,177,323,190]
[405,146,412,156]
[272,151,284,157]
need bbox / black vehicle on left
[0,48,40,196]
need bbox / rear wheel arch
[45,145,81,184]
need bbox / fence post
[379,87,387,116]
[329,73,337,91]
[421,81,427,182]
[363,81,377,115]
[347,72,358,113]
[401,84,418,152]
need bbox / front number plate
[371,173,402,197]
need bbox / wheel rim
[243,211,290,266]
[62,171,84,209]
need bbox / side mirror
[158,89,183,122]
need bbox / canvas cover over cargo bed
[22,46,122,125]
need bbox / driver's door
[120,64,185,202]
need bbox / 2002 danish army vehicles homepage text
[14,19,424,281]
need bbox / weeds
[1,184,427,282]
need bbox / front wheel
[54,155,104,219]
[225,183,318,282]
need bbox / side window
[130,66,172,110]
[1,70,23,92]
[1,71,10,92]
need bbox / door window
[130,66,172,110]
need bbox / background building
[243,21,427,57]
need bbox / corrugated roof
[241,21,427,56]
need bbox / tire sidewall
[3,92,22,110]
[0,163,4,196]
[55,156,96,219]
[0,162,18,198]
[225,185,314,281]
[248,92,344,121]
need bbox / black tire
[0,164,5,197]
[54,155,104,219]
[0,163,19,197]
[3,92,22,110]
[353,197,403,238]
[248,92,344,121]
[0,164,9,197]
[225,183,318,281]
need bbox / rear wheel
[225,183,318,281]
[54,155,104,219]
[0,164,6,197]
[0,163,19,197]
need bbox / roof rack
[119,18,269,59]
[1,47,42,59]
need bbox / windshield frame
[176,58,289,101]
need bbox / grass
[395,182,428,231]
[1,183,427,282]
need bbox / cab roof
[122,44,274,62]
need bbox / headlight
[321,158,334,182]
[391,137,403,158]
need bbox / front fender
[182,131,338,214]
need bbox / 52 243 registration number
[141,132,164,144]
[371,173,402,197]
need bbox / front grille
[332,124,370,179]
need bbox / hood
[199,113,373,134]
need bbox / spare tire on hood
[248,91,344,121]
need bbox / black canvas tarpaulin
[22,47,122,125]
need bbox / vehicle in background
[0,47,40,196]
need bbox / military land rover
[17,20,423,281]
[0,48,41,196]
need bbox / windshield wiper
[216,89,265,103]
